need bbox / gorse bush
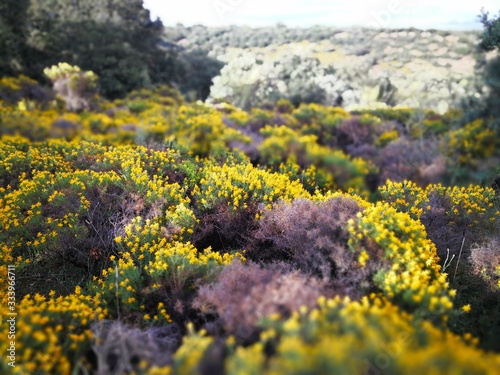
[0,288,106,374]
[0,75,53,107]
[379,181,498,259]
[171,295,500,375]
[347,202,454,317]
[444,119,497,166]
[223,295,500,375]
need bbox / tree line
[0,0,221,100]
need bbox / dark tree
[0,0,31,76]
[0,0,176,99]
[478,10,500,125]
[479,9,500,51]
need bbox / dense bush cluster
[209,53,359,109]
[0,73,499,374]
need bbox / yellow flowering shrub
[258,125,373,193]
[44,63,98,88]
[380,181,498,237]
[360,107,416,124]
[376,129,399,147]
[348,202,454,315]
[224,295,500,374]
[415,118,448,137]
[0,289,106,374]
[0,138,32,189]
[94,210,243,322]
[292,103,349,126]
[0,170,91,261]
[225,107,250,126]
[445,119,497,166]
[171,323,213,375]
[80,112,117,134]
[379,180,428,219]
[194,161,311,211]
[172,104,249,157]
[277,162,335,194]
[0,75,49,106]
[0,107,58,141]
[146,241,241,291]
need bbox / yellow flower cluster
[0,291,106,374]
[445,119,497,165]
[116,214,242,275]
[173,104,250,157]
[95,209,243,322]
[348,202,454,313]
[376,129,399,147]
[0,75,39,93]
[43,63,97,84]
[292,102,349,127]
[379,180,427,219]
[0,169,91,261]
[119,154,189,206]
[171,323,213,375]
[195,161,311,211]
[380,180,497,226]
[258,124,372,193]
[444,184,496,217]
[225,107,250,126]
[147,241,239,276]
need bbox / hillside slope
[164,26,494,112]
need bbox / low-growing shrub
[193,261,326,341]
[91,320,181,374]
[348,201,454,316]
[193,201,259,252]
[335,116,378,151]
[247,197,377,298]
[470,236,500,291]
[377,138,445,185]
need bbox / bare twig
[453,235,466,282]
[441,248,456,273]
[115,263,121,321]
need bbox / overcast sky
[143,0,497,30]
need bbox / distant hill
[163,25,495,113]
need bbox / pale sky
[144,0,497,30]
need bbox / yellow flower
[462,304,471,313]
